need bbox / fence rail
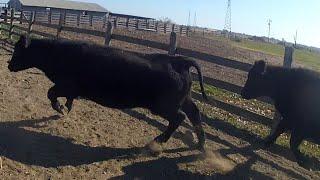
[1,9,191,36]
[0,9,295,128]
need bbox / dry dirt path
[0,48,319,179]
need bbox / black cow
[8,35,208,150]
[241,60,320,167]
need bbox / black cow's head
[8,35,31,72]
[241,60,268,99]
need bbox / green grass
[295,49,320,71]
[232,39,285,57]
[231,38,320,71]
[199,32,320,71]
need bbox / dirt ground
[0,29,319,179]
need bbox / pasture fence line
[0,9,191,36]
[0,9,295,129]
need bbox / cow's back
[34,40,186,109]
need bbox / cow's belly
[75,72,184,110]
[82,88,153,109]
[91,97,142,109]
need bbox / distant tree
[158,17,175,24]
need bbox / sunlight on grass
[231,39,320,71]
[295,49,320,71]
[232,39,285,57]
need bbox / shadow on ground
[111,150,272,180]
[0,115,142,168]
[121,109,319,179]
[0,108,317,178]
[0,38,14,54]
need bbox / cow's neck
[27,47,54,76]
[264,66,290,100]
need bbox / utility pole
[187,10,191,26]
[193,12,197,27]
[294,30,298,47]
[193,12,197,32]
[267,19,272,43]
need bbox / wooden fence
[0,9,295,129]
[0,9,190,36]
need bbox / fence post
[186,26,190,37]
[114,17,118,29]
[126,17,129,28]
[171,24,175,33]
[104,21,113,46]
[283,46,294,68]
[76,13,80,27]
[4,9,8,23]
[135,19,139,30]
[9,9,14,39]
[19,10,23,24]
[164,23,167,34]
[102,15,107,29]
[168,32,177,55]
[146,19,149,29]
[56,12,65,40]
[26,11,35,45]
[48,10,52,24]
[77,13,81,27]
[155,21,158,32]
[89,15,93,27]
[33,11,37,22]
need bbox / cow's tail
[186,59,208,101]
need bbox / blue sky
[77,0,320,47]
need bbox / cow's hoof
[65,104,73,114]
[53,102,65,115]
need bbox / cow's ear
[16,35,28,48]
[253,60,266,74]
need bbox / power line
[224,0,232,33]
[267,19,272,42]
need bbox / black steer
[241,60,320,167]
[8,35,208,150]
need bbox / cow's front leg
[290,129,305,166]
[47,85,65,114]
[263,115,289,148]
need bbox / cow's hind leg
[153,110,187,143]
[182,98,205,151]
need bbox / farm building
[7,0,108,17]
[109,12,155,21]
